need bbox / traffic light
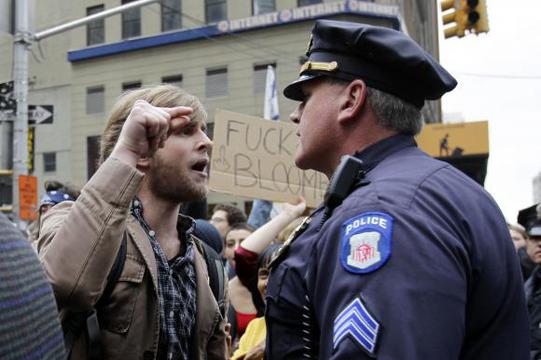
[441,0,489,39]
[462,0,489,35]
[440,0,465,39]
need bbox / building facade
[0,0,439,207]
[534,171,541,204]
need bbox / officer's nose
[290,105,301,124]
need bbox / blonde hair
[99,84,207,164]
[277,216,306,243]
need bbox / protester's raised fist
[113,100,193,161]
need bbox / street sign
[18,174,37,221]
[28,105,54,124]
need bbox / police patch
[333,296,380,355]
[340,212,393,274]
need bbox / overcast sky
[438,0,541,222]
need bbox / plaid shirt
[131,199,197,360]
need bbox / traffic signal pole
[10,0,158,229]
[12,0,30,227]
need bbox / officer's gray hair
[366,87,423,136]
[325,78,423,135]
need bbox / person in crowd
[276,216,306,244]
[229,197,306,359]
[509,222,536,280]
[224,223,254,273]
[264,20,529,359]
[210,204,247,241]
[247,199,273,230]
[226,223,257,345]
[234,198,306,314]
[510,222,528,252]
[211,204,248,279]
[194,218,223,254]
[37,85,227,359]
[0,212,65,359]
[520,204,541,359]
[27,179,80,243]
[231,244,281,360]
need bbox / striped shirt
[0,213,65,359]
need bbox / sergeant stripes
[333,297,379,354]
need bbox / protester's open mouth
[191,159,208,176]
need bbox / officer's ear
[337,79,367,125]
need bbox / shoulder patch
[340,212,393,274]
[333,296,380,355]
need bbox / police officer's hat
[283,20,458,109]
[517,204,541,237]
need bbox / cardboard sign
[416,121,489,158]
[209,110,328,208]
[19,175,37,221]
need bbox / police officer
[520,204,541,359]
[264,19,529,359]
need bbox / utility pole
[12,0,30,228]
[9,0,158,228]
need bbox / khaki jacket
[38,158,227,360]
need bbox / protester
[509,222,536,280]
[210,204,247,240]
[228,197,306,359]
[194,219,223,254]
[0,212,65,359]
[37,85,227,359]
[276,216,305,244]
[264,20,529,359]
[520,204,541,359]
[231,244,281,360]
[27,179,80,243]
[235,198,306,315]
[510,222,528,252]
[226,223,257,345]
[247,199,272,230]
[224,223,254,272]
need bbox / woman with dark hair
[231,244,281,360]
[231,198,306,359]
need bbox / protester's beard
[148,154,207,203]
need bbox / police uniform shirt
[265,135,529,359]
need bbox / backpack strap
[198,239,226,318]
[63,232,128,360]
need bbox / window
[122,0,141,39]
[162,74,183,87]
[206,122,215,141]
[253,63,276,94]
[87,5,105,46]
[161,0,182,31]
[86,86,105,114]
[122,81,142,92]
[206,68,228,97]
[87,136,100,179]
[43,152,56,172]
[298,0,321,6]
[206,0,227,23]
[253,0,275,15]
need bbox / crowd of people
[0,19,538,360]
